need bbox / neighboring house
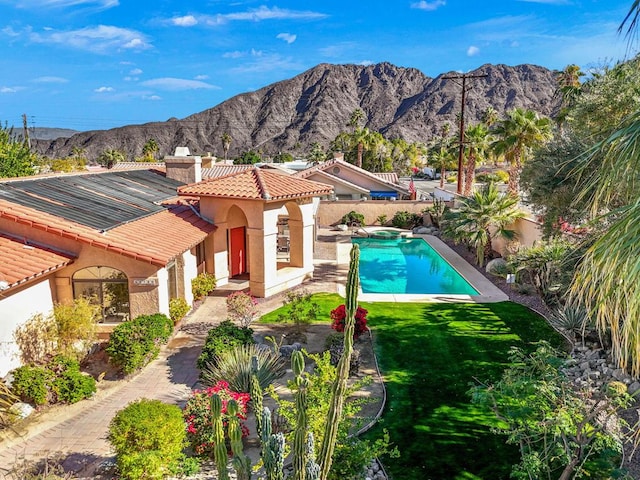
[295,158,409,200]
[0,150,332,377]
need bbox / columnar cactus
[210,394,229,480]
[305,432,320,480]
[261,406,285,480]
[292,350,309,480]
[250,356,264,439]
[227,399,251,480]
[318,243,360,480]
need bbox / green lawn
[261,295,564,479]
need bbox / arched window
[73,266,130,323]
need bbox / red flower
[330,304,368,339]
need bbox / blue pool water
[352,237,479,295]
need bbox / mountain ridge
[38,62,560,161]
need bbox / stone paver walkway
[0,230,346,479]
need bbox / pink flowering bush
[226,291,259,327]
[183,380,250,456]
[330,304,369,340]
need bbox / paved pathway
[0,231,346,479]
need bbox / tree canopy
[0,123,37,178]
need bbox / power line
[441,72,488,195]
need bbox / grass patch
[258,292,343,324]
[259,295,564,479]
[362,301,565,480]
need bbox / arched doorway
[72,266,130,323]
[227,205,249,278]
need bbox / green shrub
[49,356,96,404]
[324,332,345,351]
[11,365,52,406]
[53,298,99,361]
[376,214,388,226]
[446,174,457,183]
[200,343,286,392]
[106,314,173,375]
[197,320,255,370]
[191,273,217,301]
[495,170,509,183]
[275,289,319,337]
[169,298,190,324]
[340,210,365,226]
[13,313,58,366]
[109,399,189,480]
[391,210,422,229]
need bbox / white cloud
[194,74,209,80]
[94,86,114,92]
[29,25,152,54]
[32,76,68,83]
[230,54,305,74]
[143,95,162,101]
[358,60,374,66]
[172,15,198,27]
[164,6,327,27]
[129,68,142,75]
[319,42,358,58]
[1,86,21,93]
[467,45,480,56]
[251,49,264,57]
[140,77,219,91]
[411,0,446,11]
[10,0,118,9]
[223,50,245,59]
[276,33,297,44]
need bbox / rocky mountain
[38,62,560,161]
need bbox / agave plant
[200,343,287,393]
[549,304,593,345]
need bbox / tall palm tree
[554,64,585,131]
[463,123,491,196]
[442,183,525,266]
[481,106,499,128]
[348,108,364,131]
[429,140,456,189]
[491,108,552,196]
[141,138,159,162]
[221,133,232,161]
[98,149,124,169]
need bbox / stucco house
[0,152,332,377]
[295,158,410,200]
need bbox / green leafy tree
[0,123,36,178]
[140,138,159,162]
[273,151,293,163]
[234,150,261,165]
[442,183,525,266]
[98,149,125,169]
[470,342,634,480]
[308,142,326,164]
[491,108,552,196]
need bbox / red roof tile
[0,200,215,268]
[178,167,333,201]
[0,233,75,290]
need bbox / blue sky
[1,0,636,131]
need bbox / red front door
[230,227,246,276]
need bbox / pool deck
[336,233,509,303]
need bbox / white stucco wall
[183,250,197,306]
[156,266,170,317]
[0,280,56,378]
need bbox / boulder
[485,258,508,276]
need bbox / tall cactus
[250,356,264,440]
[305,432,320,480]
[210,394,229,480]
[227,399,252,480]
[292,350,309,480]
[318,243,360,480]
[261,406,285,480]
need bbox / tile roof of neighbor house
[0,232,75,290]
[375,172,399,184]
[0,199,215,267]
[202,164,253,179]
[302,170,369,193]
[178,167,333,201]
[295,158,409,194]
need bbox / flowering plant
[330,304,369,339]
[226,291,259,327]
[183,380,250,456]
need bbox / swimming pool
[352,237,479,295]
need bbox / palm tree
[348,108,364,130]
[463,123,491,196]
[97,149,124,169]
[491,108,552,196]
[221,133,232,161]
[554,64,585,131]
[481,106,499,128]
[441,183,525,266]
[141,138,159,162]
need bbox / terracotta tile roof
[0,200,215,267]
[375,172,399,184]
[202,164,253,179]
[178,167,333,201]
[0,232,75,290]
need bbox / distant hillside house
[295,158,409,200]
[0,149,332,377]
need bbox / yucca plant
[200,343,287,393]
[549,304,593,345]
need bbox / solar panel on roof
[0,170,184,231]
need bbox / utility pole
[22,113,31,150]
[441,73,487,195]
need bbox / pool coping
[336,233,509,304]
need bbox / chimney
[164,147,202,184]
